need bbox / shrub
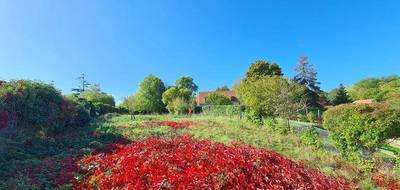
[300,127,322,149]
[64,95,93,126]
[166,97,192,115]
[323,103,400,157]
[202,105,242,117]
[0,80,91,138]
[0,80,78,138]
[80,85,116,116]
[205,92,232,105]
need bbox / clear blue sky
[1,0,399,102]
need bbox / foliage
[216,85,230,91]
[71,73,90,95]
[301,127,322,149]
[245,60,283,80]
[330,84,351,105]
[323,103,400,157]
[175,76,198,96]
[269,80,307,126]
[167,97,193,114]
[293,56,322,109]
[347,75,400,101]
[202,105,242,117]
[64,95,93,126]
[132,75,166,114]
[0,80,79,138]
[205,92,232,105]
[72,135,349,189]
[238,76,306,125]
[162,76,198,114]
[120,95,136,114]
[162,87,192,109]
[80,85,115,115]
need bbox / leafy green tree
[120,95,136,114]
[245,60,283,80]
[331,84,351,105]
[80,85,115,115]
[168,97,193,114]
[347,75,400,101]
[162,76,198,114]
[175,76,198,96]
[80,85,115,106]
[238,76,306,124]
[205,92,232,105]
[293,56,321,109]
[270,80,307,128]
[133,75,166,114]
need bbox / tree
[205,92,232,105]
[293,56,321,109]
[72,73,90,95]
[331,84,351,105]
[175,76,198,96]
[80,85,116,115]
[133,75,166,114]
[238,76,306,124]
[347,75,400,101]
[120,95,136,115]
[245,60,283,80]
[162,76,198,114]
[216,85,230,91]
[270,80,307,128]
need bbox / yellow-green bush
[323,103,400,157]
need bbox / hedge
[201,105,243,117]
[323,103,400,157]
[0,80,89,139]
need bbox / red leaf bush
[372,173,400,190]
[143,121,193,129]
[72,135,349,189]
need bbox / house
[196,91,239,106]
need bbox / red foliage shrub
[72,135,349,190]
[0,110,9,129]
[143,121,193,129]
[372,173,400,190]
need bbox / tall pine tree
[293,56,322,109]
[332,84,351,105]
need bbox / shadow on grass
[0,120,132,189]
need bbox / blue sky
[1,0,399,102]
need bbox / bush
[323,103,400,157]
[300,127,322,149]
[202,105,242,117]
[205,92,232,105]
[80,85,116,116]
[64,95,94,126]
[0,80,79,139]
[166,98,191,115]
